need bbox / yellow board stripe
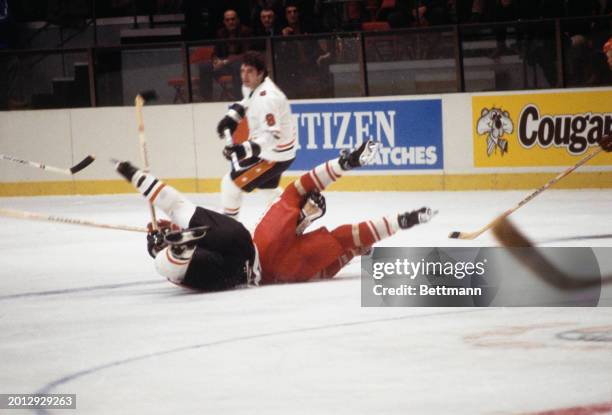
[1,173,611,197]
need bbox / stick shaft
[1,154,95,176]
[493,218,612,290]
[0,208,147,232]
[451,147,604,239]
[135,95,159,230]
[224,129,242,171]
[1,154,72,175]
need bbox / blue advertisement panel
[289,99,443,170]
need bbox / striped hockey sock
[131,171,166,205]
[295,158,343,196]
[332,215,400,249]
[130,171,196,228]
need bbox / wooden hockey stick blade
[449,147,604,240]
[492,218,612,290]
[0,208,148,233]
[449,213,509,240]
[69,155,95,174]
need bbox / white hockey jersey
[241,77,296,162]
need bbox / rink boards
[1,87,612,196]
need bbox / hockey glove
[223,144,245,161]
[216,103,245,138]
[147,230,167,258]
[222,141,260,161]
[146,220,178,258]
[397,207,438,230]
[597,134,612,152]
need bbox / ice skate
[398,207,438,230]
[296,190,326,235]
[339,139,381,170]
[164,226,209,246]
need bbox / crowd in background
[5,1,612,38]
[1,0,611,106]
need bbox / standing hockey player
[216,51,297,219]
[114,139,436,291]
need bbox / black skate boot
[296,190,326,235]
[164,226,210,259]
[164,226,209,246]
[339,139,381,170]
[398,207,438,229]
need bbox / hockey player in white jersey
[216,51,297,218]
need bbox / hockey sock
[331,215,400,249]
[221,173,243,217]
[130,171,196,229]
[295,159,343,196]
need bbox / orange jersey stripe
[149,183,166,204]
[275,139,296,149]
[233,160,276,189]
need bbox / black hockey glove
[216,103,245,138]
[147,230,167,258]
[223,144,246,161]
[397,207,438,230]
[146,219,176,258]
[223,141,260,161]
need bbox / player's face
[241,64,264,89]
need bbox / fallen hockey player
[114,139,437,291]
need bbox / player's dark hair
[242,51,268,77]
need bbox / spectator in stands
[563,0,600,85]
[250,0,285,30]
[251,7,280,51]
[253,7,280,37]
[604,38,612,72]
[386,0,450,28]
[587,44,612,85]
[277,3,331,98]
[282,4,310,35]
[199,9,252,100]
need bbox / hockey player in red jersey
[114,139,436,290]
[253,139,437,283]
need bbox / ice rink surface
[1,189,612,414]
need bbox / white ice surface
[1,190,612,415]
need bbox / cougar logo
[477,108,513,156]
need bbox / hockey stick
[135,90,159,231]
[492,218,612,290]
[449,146,604,240]
[224,128,244,172]
[1,153,95,176]
[0,207,147,233]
